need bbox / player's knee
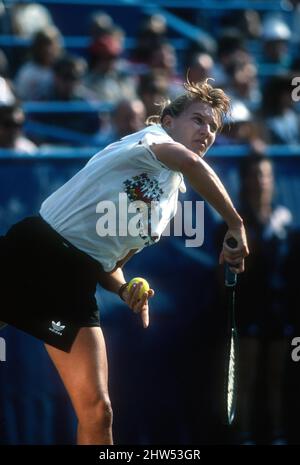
[95,398,113,429]
[79,396,113,429]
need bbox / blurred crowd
[0,2,299,151]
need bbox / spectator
[261,15,292,67]
[0,76,15,105]
[0,48,16,105]
[11,3,53,38]
[0,103,36,153]
[261,75,300,145]
[46,54,92,101]
[219,9,262,39]
[147,41,182,98]
[108,98,146,141]
[215,156,294,444]
[96,98,146,146]
[138,71,169,118]
[215,99,267,153]
[185,52,214,85]
[28,54,100,146]
[85,29,136,103]
[4,2,55,75]
[14,26,63,101]
[130,14,167,71]
[213,29,248,87]
[225,51,261,112]
[88,10,121,41]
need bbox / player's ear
[162,114,174,130]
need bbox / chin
[197,148,206,157]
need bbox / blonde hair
[146,77,231,130]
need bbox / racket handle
[225,237,238,287]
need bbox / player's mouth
[195,141,206,151]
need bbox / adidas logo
[49,321,66,336]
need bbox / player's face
[163,101,219,157]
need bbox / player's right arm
[97,266,154,327]
[151,142,249,272]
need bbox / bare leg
[45,327,113,445]
[238,337,260,436]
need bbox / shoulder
[140,124,174,143]
[150,140,198,173]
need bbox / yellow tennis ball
[127,277,150,299]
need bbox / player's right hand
[122,282,155,328]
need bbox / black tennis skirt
[0,215,102,352]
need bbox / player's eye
[193,117,203,125]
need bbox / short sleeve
[137,125,183,172]
[138,126,172,169]
[131,125,186,193]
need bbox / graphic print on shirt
[123,173,164,246]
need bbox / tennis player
[0,78,249,444]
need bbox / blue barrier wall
[0,154,300,444]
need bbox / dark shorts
[0,216,102,352]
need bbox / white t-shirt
[40,124,186,271]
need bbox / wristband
[118,283,129,301]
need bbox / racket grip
[225,237,238,287]
[225,265,237,287]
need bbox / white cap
[262,17,291,41]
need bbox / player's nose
[199,123,210,137]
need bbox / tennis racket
[223,237,238,426]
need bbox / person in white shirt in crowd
[14,26,63,101]
[0,78,249,445]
